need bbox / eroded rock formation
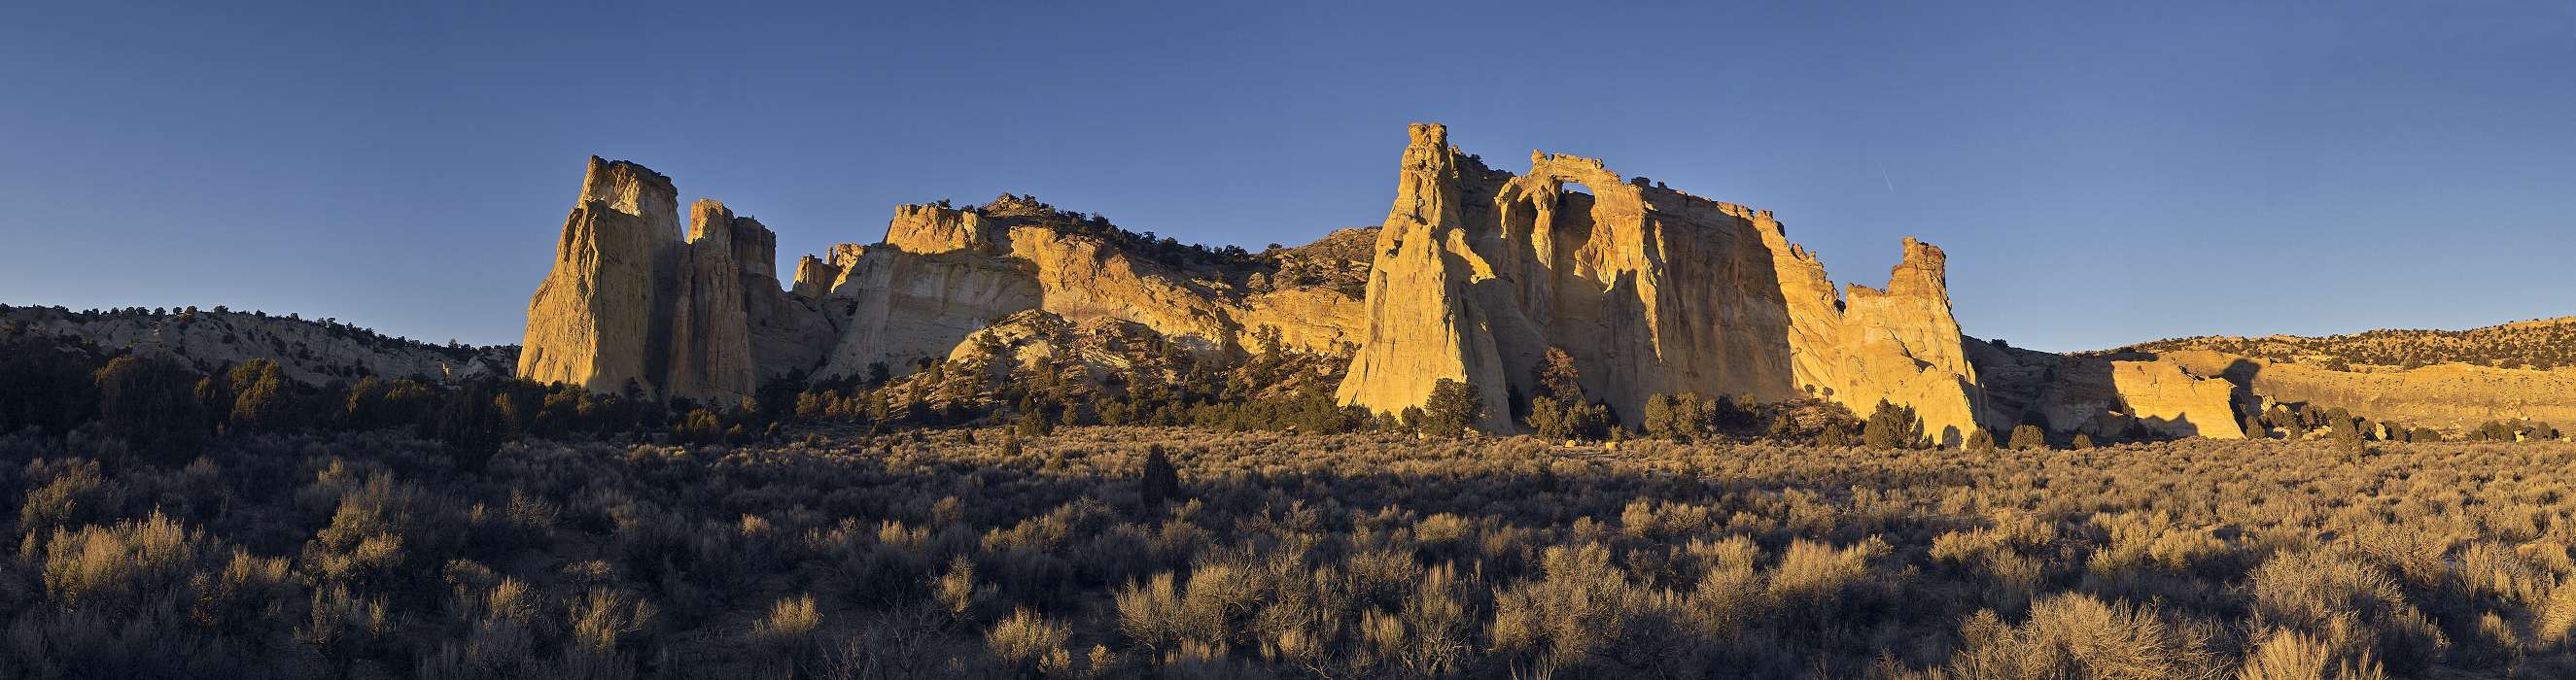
[527,124,2516,444]
[1336,123,1985,441]
[518,158,831,403]
[520,153,1375,402]
[518,157,681,395]
[805,199,1365,381]
[2158,350,2576,429]
[1970,341,2245,440]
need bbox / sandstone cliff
[2156,350,2576,429]
[1335,123,1985,442]
[517,153,1375,401]
[518,157,833,402]
[1766,234,1986,444]
[805,198,1366,381]
[515,128,2564,444]
[665,200,760,402]
[518,157,681,396]
[1969,341,2245,440]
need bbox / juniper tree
[1140,444,1180,506]
[1862,400,1923,450]
[1421,379,1481,438]
[2008,424,2047,450]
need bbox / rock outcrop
[805,198,1366,381]
[1970,341,2245,439]
[523,124,2565,444]
[1767,234,1985,444]
[518,157,681,396]
[1336,123,1984,442]
[2157,350,2576,429]
[519,153,1375,401]
[518,157,831,402]
[665,200,760,402]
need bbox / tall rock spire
[1336,123,1514,430]
[518,157,830,402]
[517,156,679,396]
[666,199,759,402]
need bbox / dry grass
[3,426,2575,676]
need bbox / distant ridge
[0,303,515,385]
[2103,317,2576,371]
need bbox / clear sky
[3,2,2570,352]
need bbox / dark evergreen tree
[1536,347,1584,402]
[1862,400,1923,450]
[2008,424,2047,450]
[1421,379,1481,438]
[92,354,206,462]
[226,358,296,433]
[1140,444,1180,506]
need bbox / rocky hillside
[2109,317,2576,371]
[0,304,513,385]
[1253,226,1375,299]
[2061,319,2576,431]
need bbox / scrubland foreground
[7,426,2576,679]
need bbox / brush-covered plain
[7,426,2576,678]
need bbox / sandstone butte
[521,123,2269,442]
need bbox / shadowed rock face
[665,200,761,402]
[1969,341,2245,440]
[1336,123,1985,442]
[807,203,1366,381]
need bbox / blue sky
[3,2,2570,352]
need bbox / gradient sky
[3,2,2570,352]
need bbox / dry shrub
[1681,539,1764,641]
[38,509,200,611]
[2245,548,2448,674]
[1946,593,2221,679]
[752,594,820,642]
[11,425,2576,676]
[1115,571,1187,655]
[2537,577,2576,648]
[1768,536,1888,610]
[17,458,122,535]
[934,556,996,625]
[1488,542,1705,674]
[986,606,1073,674]
[566,587,656,669]
[2237,628,2385,680]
